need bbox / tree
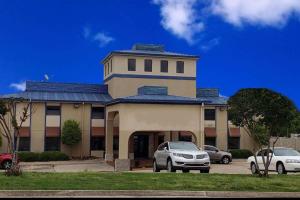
[0,98,31,175]
[228,88,298,177]
[62,120,82,147]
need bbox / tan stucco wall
[105,103,204,159]
[104,55,197,79]
[216,107,228,151]
[60,103,91,157]
[240,127,258,152]
[31,103,45,152]
[106,77,196,99]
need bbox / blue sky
[0,0,300,108]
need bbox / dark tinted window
[128,59,136,71]
[160,60,168,73]
[158,135,164,146]
[158,143,165,151]
[91,107,104,119]
[144,59,152,72]
[228,137,240,149]
[205,109,216,120]
[91,136,105,150]
[176,61,184,73]
[179,135,192,142]
[204,145,217,151]
[205,137,216,147]
[45,137,60,151]
[46,106,60,115]
[16,137,30,151]
[113,136,119,151]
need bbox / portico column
[105,118,114,161]
[115,130,131,171]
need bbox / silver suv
[153,141,210,173]
[204,145,232,164]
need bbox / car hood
[170,149,207,155]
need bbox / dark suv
[204,145,232,164]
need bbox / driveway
[132,159,251,174]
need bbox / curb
[0,190,299,198]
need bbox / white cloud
[93,32,115,47]
[201,37,220,51]
[10,81,26,91]
[153,0,205,44]
[83,27,114,47]
[210,0,300,27]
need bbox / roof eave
[101,51,200,64]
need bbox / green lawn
[0,172,299,192]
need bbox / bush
[39,151,69,162]
[62,120,82,146]
[229,149,253,159]
[18,151,69,162]
[18,152,40,162]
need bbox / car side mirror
[164,147,168,152]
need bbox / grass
[0,172,299,192]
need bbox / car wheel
[251,162,258,174]
[182,169,190,173]
[167,159,176,173]
[153,160,160,172]
[200,169,210,173]
[222,156,230,164]
[277,162,287,175]
[2,160,12,170]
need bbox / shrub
[39,151,69,162]
[229,149,253,159]
[18,152,40,162]
[62,120,82,146]
[18,151,69,162]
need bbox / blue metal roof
[26,81,108,94]
[107,94,205,105]
[102,44,199,63]
[0,81,227,105]
[138,86,168,96]
[1,81,112,103]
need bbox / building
[0,44,255,171]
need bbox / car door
[205,146,217,161]
[155,143,165,167]
[256,150,264,169]
[160,142,170,167]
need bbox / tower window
[144,59,152,72]
[160,60,168,73]
[176,61,184,73]
[128,59,136,71]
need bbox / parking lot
[132,159,251,174]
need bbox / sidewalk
[19,159,114,172]
[0,190,299,198]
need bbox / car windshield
[169,142,199,151]
[274,149,300,156]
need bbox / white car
[248,147,300,174]
[153,141,210,173]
